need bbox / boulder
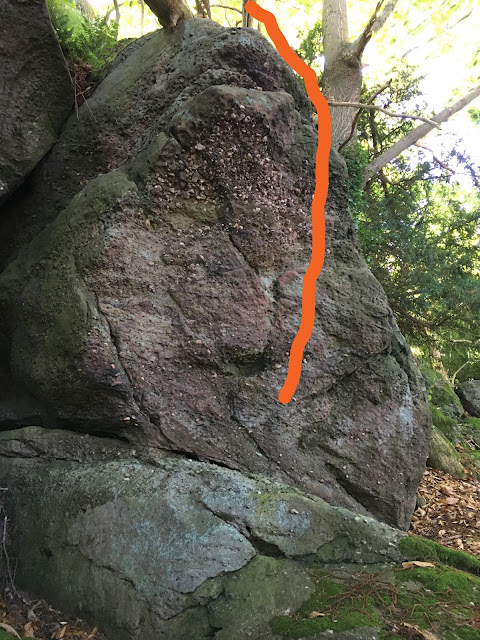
[0,0,74,205]
[427,425,464,478]
[0,20,431,530]
[456,380,480,418]
[0,427,404,640]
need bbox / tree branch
[362,84,480,186]
[370,0,399,33]
[353,0,399,57]
[389,301,438,330]
[415,143,455,174]
[211,3,241,14]
[338,79,392,152]
[450,360,471,386]
[328,101,441,127]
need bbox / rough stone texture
[0,427,404,640]
[427,425,465,478]
[0,0,74,205]
[456,380,480,418]
[0,20,431,530]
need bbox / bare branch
[370,0,400,33]
[328,101,441,127]
[415,143,455,174]
[353,0,399,57]
[339,78,392,152]
[362,84,480,186]
[403,5,473,59]
[450,360,471,386]
[211,3,242,14]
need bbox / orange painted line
[245,1,331,404]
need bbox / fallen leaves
[395,622,439,639]
[401,561,435,569]
[0,596,107,640]
[410,467,480,556]
[23,621,36,638]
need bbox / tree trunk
[362,84,480,185]
[113,0,121,24]
[322,0,362,148]
[242,0,253,27]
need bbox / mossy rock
[463,418,480,449]
[427,426,465,478]
[270,536,480,640]
[422,367,464,420]
[399,535,480,576]
[430,403,458,442]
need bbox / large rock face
[0,19,431,529]
[0,427,404,640]
[0,0,74,204]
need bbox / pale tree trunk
[113,0,120,24]
[322,0,400,148]
[362,84,480,186]
[242,0,253,27]
[322,0,361,147]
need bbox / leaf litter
[0,596,108,640]
[410,467,480,556]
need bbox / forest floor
[410,466,480,556]
[0,468,479,640]
[0,596,108,640]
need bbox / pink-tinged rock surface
[0,20,431,529]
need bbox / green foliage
[469,107,480,125]
[296,20,323,70]
[344,63,480,380]
[465,417,480,431]
[344,142,368,220]
[47,0,118,69]
[429,404,457,441]
[399,535,480,575]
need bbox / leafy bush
[47,0,118,70]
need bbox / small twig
[73,74,98,123]
[415,143,455,173]
[210,3,242,13]
[1,506,24,602]
[328,101,441,128]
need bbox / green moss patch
[270,571,381,639]
[465,418,480,431]
[271,545,480,640]
[400,535,480,575]
[430,404,458,442]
